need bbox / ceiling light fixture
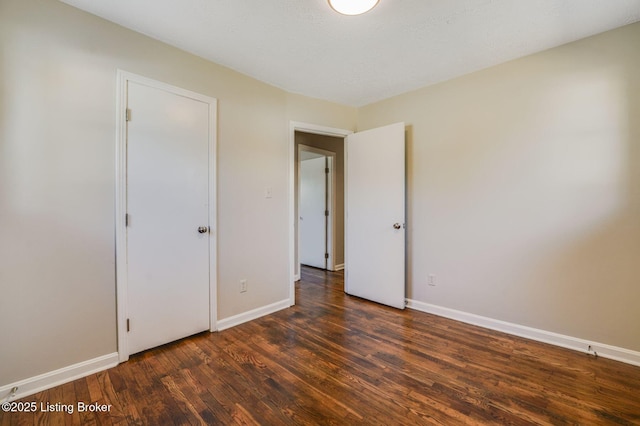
[328,0,380,16]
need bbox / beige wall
[286,93,357,132]
[0,0,356,386]
[2,0,638,392]
[294,132,346,272]
[358,23,640,352]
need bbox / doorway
[294,133,346,280]
[289,123,352,304]
[299,145,335,270]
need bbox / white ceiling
[60,0,640,107]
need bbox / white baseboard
[0,352,119,402]
[333,263,344,271]
[217,299,290,331]
[406,300,640,367]
[294,274,301,281]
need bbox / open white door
[345,122,405,309]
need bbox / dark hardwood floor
[2,266,640,425]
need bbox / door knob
[393,223,402,230]
[197,226,209,234]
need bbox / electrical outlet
[428,274,436,286]
[240,279,248,293]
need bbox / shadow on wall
[0,22,117,385]
[404,125,413,300]
[420,63,640,352]
[535,62,640,349]
[513,65,640,348]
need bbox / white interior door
[345,122,405,309]
[126,80,211,355]
[300,156,327,269]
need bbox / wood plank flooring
[2,266,639,425]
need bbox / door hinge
[125,108,132,122]
[325,167,329,174]
[325,210,329,216]
[125,213,129,227]
[325,253,329,259]
[126,318,130,332]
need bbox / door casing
[115,70,218,362]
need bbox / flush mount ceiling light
[328,0,380,16]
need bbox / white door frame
[115,70,217,362]
[288,122,352,306]
[298,144,336,273]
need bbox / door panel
[126,81,210,354]
[300,156,327,269]
[345,122,405,309]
